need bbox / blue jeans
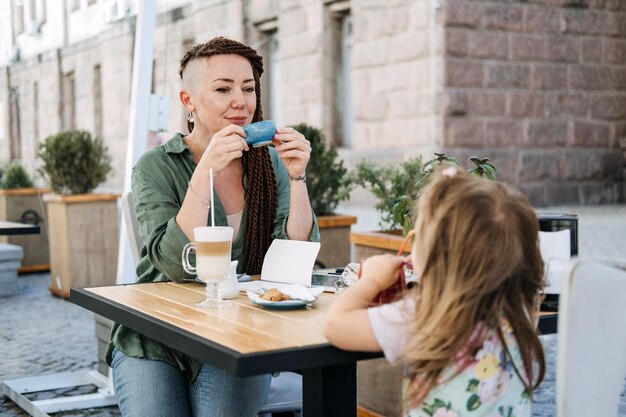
[111,348,271,417]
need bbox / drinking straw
[209,168,215,227]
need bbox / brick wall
[441,0,626,206]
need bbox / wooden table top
[87,281,334,354]
[72,281,381,376]
[0,220,40,236]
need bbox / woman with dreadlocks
[106,37,319,417]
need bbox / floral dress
[367,300,532,417]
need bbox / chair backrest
[121,192,143,267]
[556,259,626,417]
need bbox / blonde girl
[324,167,546,416]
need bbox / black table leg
[302,362,356,417]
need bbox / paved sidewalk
[1,204,625,417]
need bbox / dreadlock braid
[179,37,278,274]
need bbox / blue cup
[243,120,276,148]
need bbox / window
[15,2,25,34]
[94,65,103,139]
[338,15,352,148]
[266,31,281,125]
[33,82,39,146]
[39,0,46,23]
[63,72,76,130]
[9,87,22,160]
[325,2,352,147]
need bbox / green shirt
[106,133,320,382]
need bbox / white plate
[250,297,313,310]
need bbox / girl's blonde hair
[404,168,546,406]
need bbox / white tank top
[226,211,243,239]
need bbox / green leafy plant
[1,162,34,189]
[37,130,112,195]
[292,123,352,216]
[395,153,497,235]
[352,153,497,236]
[350,157,424,233]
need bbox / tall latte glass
[182,226,234,308]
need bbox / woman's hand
[198,125,249,174]
[360,254,409,294]
[272,127,311,177]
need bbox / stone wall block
[562,149,605,179]
[572,121,611,147]
[546,36,580,63]
[613,68,626,90]
[355,95,389,121]
[606,0,626,11]
[445,29,468,57]
[382,119,429,148]
[544,183,580,205]
[468,91,507,116]
[386,63,413,91]
[544,92,588,117]
[479,148,518,184]
[570,65,616,90]
[444,117,484,147]
[581,38,603,63]
[528,120,569,146]
[519,151,561,181]
[509,92,546,117]
[518,183,548,207]
[389,32,429,62]
[534,64,569,90]
[444,1,482,28]
[388,91,421,119]
[486,63,531,88]
[606,12,626,37]
[352,41,389,68]
[604,39,626,64]
[441,91,469,116]
[445,60,484,87]
[526,6,561,34]
[482,4,524,32]
[579,182,620,204]
[511,34,547,61]
[561,10,605,35]
[590,94,626,120]
[484,120,524,147]
[377,8,410,38]
[468,31,508,60]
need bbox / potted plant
[292,123,356,268]
[350,152,497,417]
[38,130,118,298]
[0,161,51,272]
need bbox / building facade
[0,0,624,205]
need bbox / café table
[70,281,558,416]
[71,281,380,417]
[0,220,40,236]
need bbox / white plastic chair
[121,192,303,416]
[556,259,626,417]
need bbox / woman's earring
[187,111,194,123]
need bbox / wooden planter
[0,188,50,273]
[317,214,357,268]
[350,230,412,417]
[43,193,120,298]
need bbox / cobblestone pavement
[1,205,626,417]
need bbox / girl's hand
[199,125,249,173]
[272,127,311,177]
[360,254,409,293]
